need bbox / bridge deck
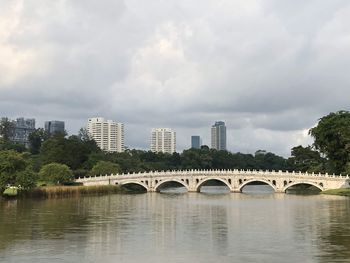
[76,169,350,193]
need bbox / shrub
[39,163,73,185]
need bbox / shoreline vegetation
[2,185,350,200]
[321,188,350,197]
[1,185,131,199]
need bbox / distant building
[45,120,65,135]
[87,117,124,152]
[151,128,176,154]
[12,117,35,147]
[211,121,227,151]
[191,136,201,149]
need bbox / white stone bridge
[76,169,350,193]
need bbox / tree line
[1,110,350,192]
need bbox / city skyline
[2,1,350,156]
[1,115,245,154]
[0,114,320,155]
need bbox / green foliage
[90,161,121,176]
[322,188,350,196]
[288,145,324,172]
[181,148,213,169]
[0,117,15,142]
[15,168,37,189]
[254,152,288,170]
[83,152,106,170]
[40,135,98,170]
[27,185,125,198]
[28,128,49,154]
[39,163,73,185]
[97,150,145,173]
[0,150,27,175]
[0,150,36,191]
[309,111,350,173]
[78,127,91,141]
[86,148,292,173]
[0,138,27,153]
[73,169,89,179]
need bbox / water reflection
[241,184,275,194]
[1,193,350,263]
[315,198,350,262]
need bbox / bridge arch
[154,178,189,192]
[283,181,324,192]
[195,177,233,192]
[118,181,149,191]
[239,179,277,192]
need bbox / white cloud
[1,0,349,156]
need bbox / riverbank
[20,185,130,199]
[321,188,350,197]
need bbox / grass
[321,188,350,197]
[23,185,129,199]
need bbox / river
[1,186,350,263]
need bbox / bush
[90,161,121,176]
[0,150,28,191]
[15,168,37,189]
[39,163,73,185]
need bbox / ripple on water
[1,193,350,262]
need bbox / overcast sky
[1,0,350,156]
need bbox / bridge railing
[76,169,349,181]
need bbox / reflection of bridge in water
[76,169,350,193]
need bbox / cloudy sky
[1,0,350,156]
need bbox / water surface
[1,186,350,263]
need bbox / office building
[151,128,176,154]
[12,117,35,147]
[211,121,227,151]
[191,135,201,149]
[87,117,124,152]
[45,120,65,135]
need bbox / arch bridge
[76,169,350,193]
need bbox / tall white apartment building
[87,117,124,152]
[151,128,176,154]
[211,121,227,151]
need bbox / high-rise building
[191,135,201,149]
[87,117,124,152]
[151,128,176,154]
[12,117,35,147]
[211,121,227,151]
[45,120,65,135]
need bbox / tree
[90,161,121,176]
[0,117,15,142]
[15,168,37,189]
[0,150,33,191]
[212,150,235,169]
[78,127,91,142]
[39,163,73,185]
[289,145,324,172]
[181,148,213,169]
[254,152,288,171]
[309,111,350,173]
[40,135,96,170]
[28,128,49,154]
[0,138,27,153]
[0,150,27,175]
